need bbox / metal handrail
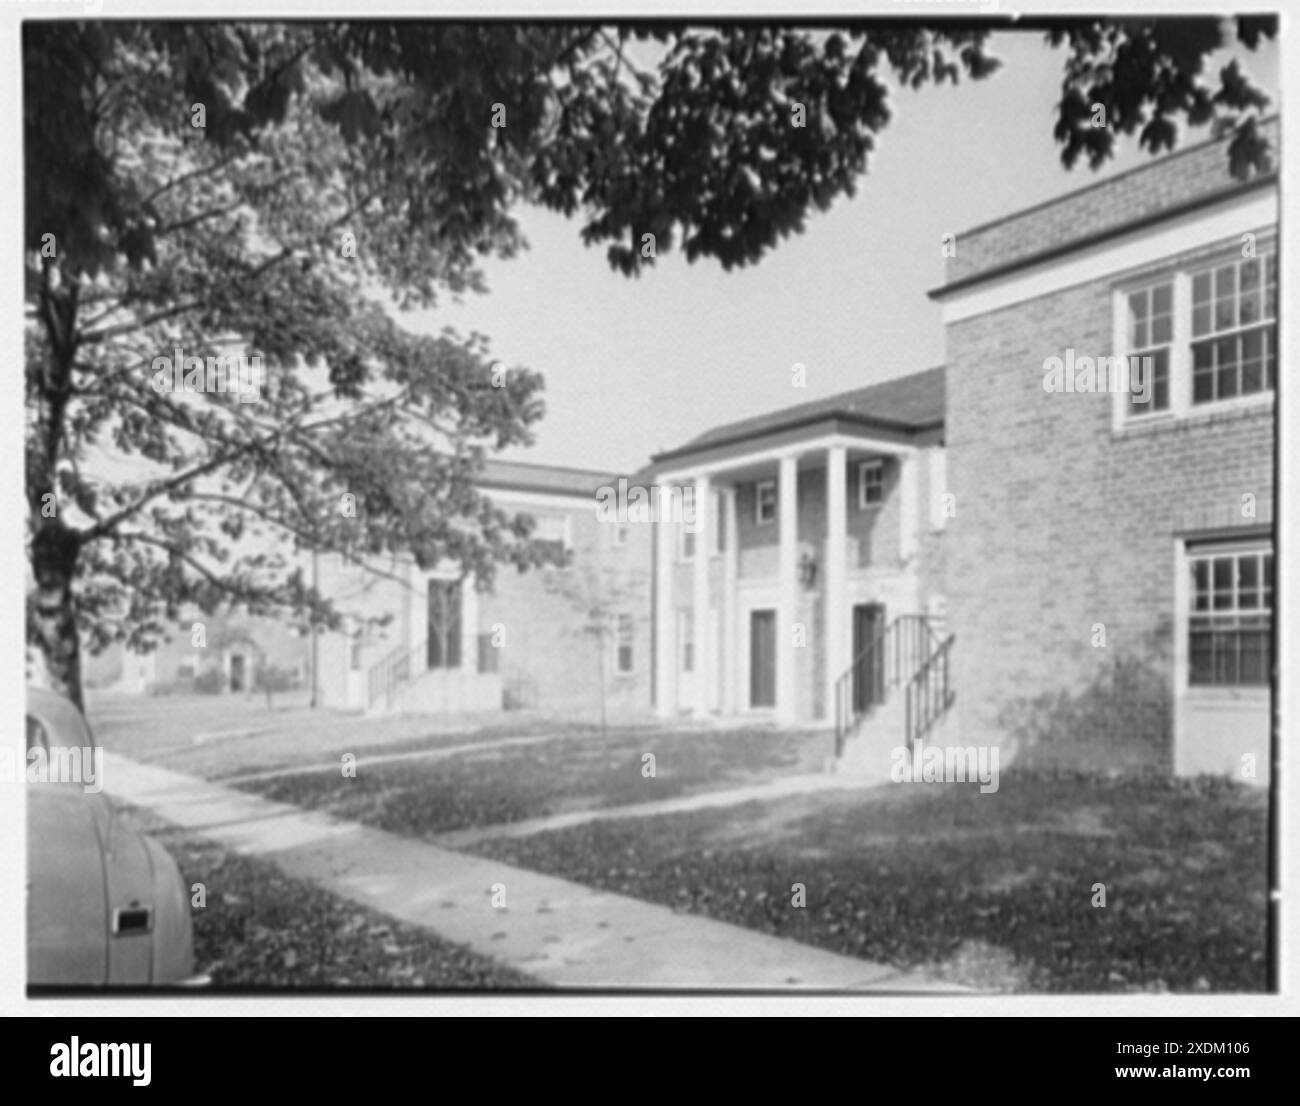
[833,615,945,756]
[367,638,425,711]
[905,633,956,749]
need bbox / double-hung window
[1126,282,1173,416]
[1118,244,1276,427]
[1188,544,1273,688]
[1191,252,1278,405]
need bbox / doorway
[851,603,885,712]
[228,653,246,693]
[749,609,776,708]
[427,580,463,669]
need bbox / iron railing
[367,639,423,712]
[905,633,956,749]
[833,615,947,756]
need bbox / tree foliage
[24,19,1276,706]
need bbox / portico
[651,421,926,725]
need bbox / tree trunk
[30,521,84,711]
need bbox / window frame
[530,511,572,559]
[614,613,635,674]
[1189,250,1277,406]
[1114,239,1277,433]
[755,480,777,525]
[858,460,885,510]
[1185,540,1273,691]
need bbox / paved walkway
[216,733,563,786]
[435,771,882,849]
[105,754,960,991]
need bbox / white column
[692,474,712,716]
[722,485,739,714]
[777,454,799,722]
[461,572,479,673]
[898,451,919,563]
[824,446,847,724]
[653,486,676,717]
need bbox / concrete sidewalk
[105,753,962,992]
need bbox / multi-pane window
[531,513,570,562]
[859,460,884,508]
[756,480,777,524]
[1126,282,1172,415]
[1191,252,1277,404]
[1188,546,1273,687]
[615,614,635,674]
[348,633,363,672]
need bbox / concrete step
[834,697,906,781]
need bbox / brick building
[87,613,310,696]
[315,459,652,720]
[647,369,953,771]
[930,120,1277,783]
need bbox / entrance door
[228,653,246,693]
[749,609,776,708]
[427,580,463,669]
[851,603,885,712]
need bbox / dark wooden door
[851,603,885,712]
[427,581,462,669]
[749,609,776,708]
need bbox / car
[25,686,205,987]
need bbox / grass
[86,691,590,780]
[234,724,829,837]
[125,807,542,990]
[468,766,1269,993]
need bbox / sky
[403,26,1279,477]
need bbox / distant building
[86,613,310,696]
[314,460,652,719]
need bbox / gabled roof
[652,365,944,464]
[478,459,616,498]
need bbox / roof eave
[928,172,1277,303]
[650,410,942,468]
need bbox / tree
[254,661,295,710]
[25,19,1276,708]
[542,549,647,768]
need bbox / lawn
[468,767,1270,993]
[123,806,542,990]
[234,724,830,837]
[86,691,588,780]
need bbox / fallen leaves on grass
[470,770,1268,993]
[133,818,542,990]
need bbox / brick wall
[946,261,1274,760]
[479,503,652,720]
[948,119,1278,286]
